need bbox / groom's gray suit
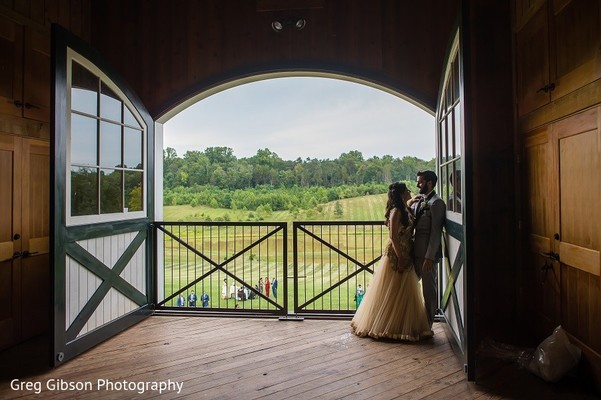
[412,191,446,327]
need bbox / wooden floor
[0,317,598,399]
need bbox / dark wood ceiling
[91,0,460,118]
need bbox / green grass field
[162,193,387,222]
[160,194,388,312]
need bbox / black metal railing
[153,220,387,317]
[293,221,387,316]
[154,222,287,316]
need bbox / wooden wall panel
[29,0,44,25]
[522,128,561,335]
[551,0,601,100]
[0,135,21,350]
[0,15,23,118]
[0,0,91,139]
[516,4,550,116]
[555,108,601,358]
[517,0,601,128]
[524,131,552,238]
[561,266,601,353]
[515,0,546,29]
[20,138,50,338]
[520,105,601,390]
[20,254,49,337]
[27,152,49,238]
[0,135,19,260]
[23,27,49,122]
[559,131,600,254]
[0,0,91,40]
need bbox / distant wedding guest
[230,281,237,299]
[222,279,228,299]
[271,277,278,299]
[201,291,210,307]
[259,278,264,294]
[265,277,271,297]
[188,290,197,307]
[355,284,365,307]
[176,293,185,307]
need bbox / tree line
[163,147,435,210]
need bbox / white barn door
[436,30,471,377]
[51,25,155,365]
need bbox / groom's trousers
[415,257,438,328]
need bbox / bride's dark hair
[385,181,410,226]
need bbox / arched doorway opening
[155,72,436,221]
[152,74,439,320]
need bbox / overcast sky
[163,77,435,161]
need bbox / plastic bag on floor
[527,325,581,382]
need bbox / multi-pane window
[438,49,462,214]
[68,58,145,222]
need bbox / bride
[351,181,433,341]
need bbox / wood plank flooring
[0,317,598,399]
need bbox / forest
[163,146,435,212]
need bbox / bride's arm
[389,208,404,269]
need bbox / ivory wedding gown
[351,213,433,341]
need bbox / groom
[411,170,446,329]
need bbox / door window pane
[123,107,141,128]
[100,121,122,168]
[124,127,142,169]
[71,167,98,216]
[443,119,449,162]
[71,62,98,115]
[100,169,122,214]
[452,60,460,102]
[124,171,143,212]
[438,119,445,161]
[450,165,462,213]
[453,103,462,157]
[100,83,122,123]
[441,164,449,206]
[71,114,97,166]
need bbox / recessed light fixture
[271,21,283,32]
[271,18,307,32]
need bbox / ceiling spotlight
[271,21,283,32]
[271,18,307,32]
